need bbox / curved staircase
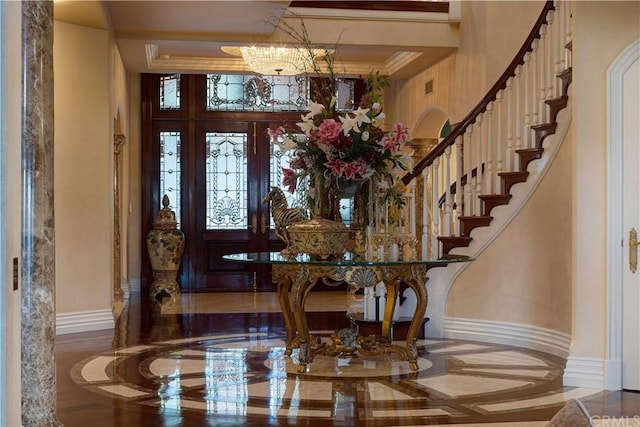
[399,0,573,346]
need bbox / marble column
[21,1,62,426]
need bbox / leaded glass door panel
[195,121,279,291]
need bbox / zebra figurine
[261,187,307,249]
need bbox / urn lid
[154,195,178,230]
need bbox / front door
[141,73,305,293]
[194,120,279,292]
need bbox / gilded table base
[273,263,429,373]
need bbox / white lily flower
[339,114,359,134]
[307,102,325,118]
[353,107,371,127]
[362,131,370,142]
[297,119,316,135]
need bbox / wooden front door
[141,74,302,293]
[194,120,276,291]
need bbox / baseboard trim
[56,309,115,335]
[443,317,571,358]
[563,356,605,389]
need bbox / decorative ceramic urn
[146,195,185,302]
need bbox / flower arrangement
[267,17,414,219]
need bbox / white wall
[2,2,24,424]
[53,22,113,318]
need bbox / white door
[622,54,640,391]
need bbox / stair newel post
[514,64,523,160]
[546,9,556,101]
[443,145,452,237]
[523,51,532,149]
[539,21,549,123]
[495,90,504,195]
[506,76,514,173]
[455,135,463,233]
[421,167,430,260]
[432,158,440,258]
[485,102,494,197]
[531,38,540,130]
[475,113,484,216]
[464,124,474,216]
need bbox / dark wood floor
[55,293,640,426]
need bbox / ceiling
[53,1,460,79]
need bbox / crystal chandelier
[239,46,312,76]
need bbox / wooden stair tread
[458,215,493,237]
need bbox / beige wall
[54,22,112,313]
[3,2,24,424]
[572,1,640,359]
[447,127,573,332]
[389,1,544,132]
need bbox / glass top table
[224,251,473,373]
[224,251,471,266]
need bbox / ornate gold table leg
[291,269,315,373]
[275,269,296,356]
[403,270,428,370]
[381,279,399,341]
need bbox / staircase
[399,0,573,340]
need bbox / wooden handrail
[402,0,554,185]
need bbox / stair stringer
[405,93,573,341]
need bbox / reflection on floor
[57,292,640,427]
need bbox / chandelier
[239,46,313,76]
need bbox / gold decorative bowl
[286,218,350,259]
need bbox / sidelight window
[159,131,182,225]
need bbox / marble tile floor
[56,292,640,427]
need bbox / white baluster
[506,76,514,171]
[531,38,540,129]
[475,113,483,215]
[555,1,565,72]
[495,90,504,194]
[408,180,416,237]
[464,125,473,216]
[455,136,463,235]
[565,1,572,69]
[546,9,555,100]
[443,146,452,237]
[421,168,429,260]
[523,51,532,149]
[539,22,548,123]
[554,1,563,96]
[514,65,522,163]
[485,102,494,197]
[432,159,440,258]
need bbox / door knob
[630,228,638,273]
